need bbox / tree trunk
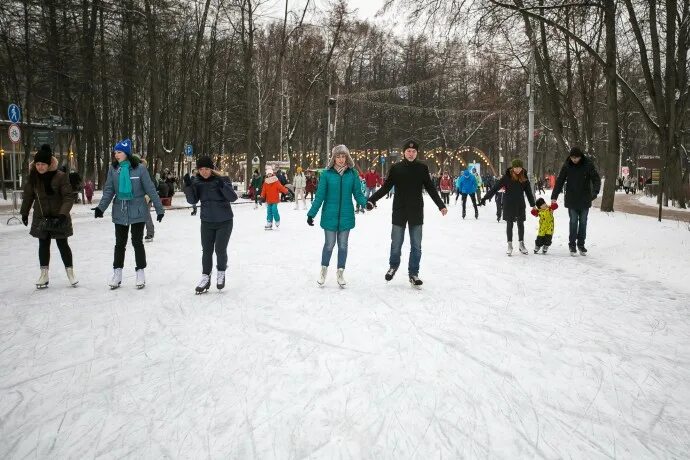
[599,0,618,212]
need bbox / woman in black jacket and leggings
[481,158,536,256]
[184,156,238,293]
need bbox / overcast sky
[257,0,399,28]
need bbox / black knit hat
[402,140,419,152]
[34,144,53,165]
[196,156,214,169]
[569,146,584,158]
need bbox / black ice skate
[385,267,398,281]
[409,275,423,289]
[577,245,588,256]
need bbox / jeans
[266,203,280,223]
[321,230,350,268]
[366,187,376,199]
[114,222,146,270]
[506,220,525,242]
[144,201,154,237]
[389,224,423,276]
[38,238,73,267]
[201,220,233,274]
[568,208,589,247]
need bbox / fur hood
[28,156,59,173]
[327,145,355,169]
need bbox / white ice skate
[196,274,210,294]
[317,266,327,286]
[217,271,226,290]
[135,269,146,289]
[66,267,78,287]
[506,242,513,256]
[519,242,528,255]
[336,268,346,288]
[109,268,123,289]
[36,267,49,289]
[265,222,273,230]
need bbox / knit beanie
[265,166,274,175]
[511,158,524,168]
[114,138,132,157]
[34,144,53,165]
[196,156,214,169]
[569,146,584,158]
[535,197,546,208]
[402,139,420,152]
[296,166,303,173]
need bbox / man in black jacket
[367,140,448,287]
[551,146,601,255]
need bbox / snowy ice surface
[1,192,689,459]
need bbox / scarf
[334,165,348,176]
[117,160,134,201]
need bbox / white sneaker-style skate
[519,242,528,255]
[317,266,328,286]
[196,274,211,294]
[265,222,273,230]
[336,268,346,287]
[109,268,123,289]
[65,267,78,286]
[217,271,226,290]
[135,269,145,289]
[36,266,49,289]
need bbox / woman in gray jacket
[94,139,165,289]
[184,156,238,294]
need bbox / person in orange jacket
[260,166,288,229]
[530,197,558,254]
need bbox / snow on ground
[635,193,690,213]
[1,192,689,458]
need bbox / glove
[365,201,374,210]
[157,214,164,222]
[307,216,314,226]
[92,207,104,218]
[21,215,28,226]
[56,214,67,225]
[260,196,266,203]
[479,198,486,207]
[530,208,539,217]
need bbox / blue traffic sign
[185,144,193,157]
[8,104,21,123]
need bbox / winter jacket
[276,171,288,186]
[84,180,95,197]
[439,176,453,193]
[531,203,559,236]
[364,171,381,189]
[457,170,478,194]
[551,155,601,209]
[484,168,536,222]
[369,159,446,226]
[261,176,288,204]
[293,173,307,189]
[20,157,74,239]
[307,167,368,232]
[184,173,238,222]
[305,176,317,193]
[97,157,165,225]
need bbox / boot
[542,245,549,254]
[336,268,346,287]
[265,222,273,230]
[569,244,577,256]
[135,269,146,289]
[409,275,423,289]
[217,271,226,290]
[385,267,398,281]
[110,268,123,289]
[36,266,49,289]
[534,246,542,254]
[474,208,478,219]
[519,241,528,255]
[65,267,78,286]
[506,242,513,256]
[317,266,328,286]
[196,274,211,294]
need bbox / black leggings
[506,220,525,242]
[201,220,233,275]
[441,192,450,205]
[114,222,146,270]
[39,238,73,267]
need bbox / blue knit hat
[114,138,132,157]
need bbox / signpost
[6,104,22,224]
[8,122,21,193]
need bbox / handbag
[35,194,66,233]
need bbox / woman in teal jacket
[307,145,368,287]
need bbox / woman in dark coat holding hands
[481,158,536,255]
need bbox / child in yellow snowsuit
[531,197,558,254]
